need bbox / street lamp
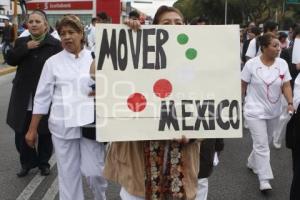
[225,0,227,24]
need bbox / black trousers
[290,148,300,200]
[15,111,53,169]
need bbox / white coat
[33,48,107,200]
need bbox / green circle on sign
[177,33,189,45]
[186,48,197,60]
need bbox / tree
[174,0,300,27]
[174,0,200,22]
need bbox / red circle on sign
[153,79,172,98]
[127,93,147,112]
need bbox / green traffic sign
[287,0,300,4]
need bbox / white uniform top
[87,25,96,53]
[293,74,300,110]
[245,38,261,58]
[33,49,94,139]
[241,56,291,119]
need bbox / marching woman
[241,33,294,192]
[6,9,62,177]
[100,6,201,200]
[25,15,107,200]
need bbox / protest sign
[95,24,241,142]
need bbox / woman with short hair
[241,33,294,192]
[6,9,62,177]
[25,15,107,200]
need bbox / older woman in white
[25,15,107,200]
[241,33,294,192]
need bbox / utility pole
[13,0,18,40]
[225,0,228,24]
[282,0,286,16]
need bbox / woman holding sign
[241,33,294,192]
[100,6,201,200]
[25,15,107,200]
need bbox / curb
[0,66,16,76]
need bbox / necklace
[256,66,284,104]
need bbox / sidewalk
[0,53,16,76]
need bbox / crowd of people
[2,4,300,200]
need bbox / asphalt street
[0,72,293,200]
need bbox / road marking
[16,155,56,200]
[41,177,58,200]
[0,67,16,76]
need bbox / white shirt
[87,25,96,52]
[50,30,60,41]
[292,38,300,64]
[19,29,30,38]
[245,38,261,58]
[241,56,292,119]
[33,49,94,139]
[293,74,300,110]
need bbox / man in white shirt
[245,21,278,60]
[86,18,97,51]
[89,12,110,58]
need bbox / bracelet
[288,102,293,106]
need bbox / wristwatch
[288,102,293,106]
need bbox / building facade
[0,0,11,16]
[26,0,121,27]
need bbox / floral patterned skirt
[144,141,186,200]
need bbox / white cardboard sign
[95,24,242,142]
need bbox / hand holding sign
[124,19,141,32]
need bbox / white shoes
[259,180,272,192]
[247,163,272,192]
[273,141,282,149]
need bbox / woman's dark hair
[97,12,108,21]
[190,16,209,25]
[152,5,184,25]
[129,10,140,19]
[278,32,288,40]
[57,15,85,45]
[263,21,278,33]
[258,32,277,52]
[250,27,261,36]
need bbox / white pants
[120,187,144,200]
[273,97,290,147]
[52,135,107,200]
[196,178,208,200]
[246,116,279,181]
